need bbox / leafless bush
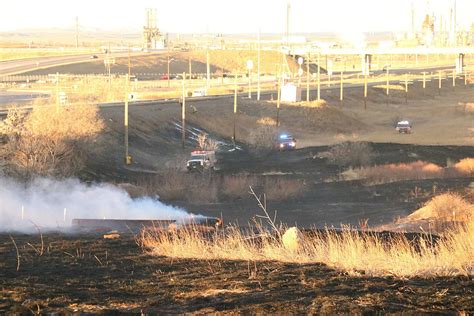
[262,177,306,201]
[221,173,258,198]
[328,142,374,168]
[197,132,219,151]
[0,104,104,179]
[248,125,276,152]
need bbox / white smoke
[0,177,198,233]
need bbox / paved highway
[0,51,155,76]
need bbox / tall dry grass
[343,159,474,184]
[141,220,474,278]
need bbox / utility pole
[124,74,130,165]
[385,66,390,96]
[182,72,186,149]
[75,16,79,49]
[257,29,261,101]
[286,1,291,47]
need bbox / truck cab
[396,120,412,134]
[186,150,216,172]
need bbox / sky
[0,0,472,34]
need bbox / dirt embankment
[1,234,472,314]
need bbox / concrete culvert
[282,227,302,252]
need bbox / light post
[247,60,254,99]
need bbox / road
[0,51,155,77]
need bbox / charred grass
[2,233,473,314]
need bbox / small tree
[0,104,104,179]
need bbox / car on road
[277,134,297,151]
[396,120,412,134]
[90,55,98,59]
[186,150,216,172]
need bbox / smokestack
[411,2,415,34]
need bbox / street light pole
[233,74,237,145]
[257,30,261,101]
[182,72,186,149]
[124,74,130,165]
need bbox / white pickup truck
[186,150,216,172]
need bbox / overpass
[287,46,474,56]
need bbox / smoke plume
[0,177,198,233]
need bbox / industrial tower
[143,8,164,49]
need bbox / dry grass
[405,193,474,223]
[290,99,327,108]
[454,158,474,176]
[343,159,474,184]
[141,220,474,278]
[343,161,444,184]
[138,171,305,203]
[257,117,277,126]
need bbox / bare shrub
[263,177,306,201]
[197,132,219,151]
[248,125,276,152]
[1,104,104,178]
[221,173,258,198]
[328,142,374,168]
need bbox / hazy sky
[0,0,472,34]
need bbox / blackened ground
[0,234,472,315]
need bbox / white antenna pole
[21,205,24,220]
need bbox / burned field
[1,233,473,314]
[1,79,473,314]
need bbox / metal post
[248,68,252,99]
[452,69,456,91]
[233,74,237,145]
[257,30,261,101]
[422,72,426,96]
[182,72,186,149]
[340,70,343,105]
[404,73,408,104]
[306,54,310,102]
[124,74,130,164]
[206,49,210,88]
[364,65,368,110]
[464,68,467,86]
[189,55,192,80]
[385,67,390,96]
[56,72,60,110]
[167,53,170,88]
[276,72,281,127]
[438,71,442,95]
[317,53,321,101]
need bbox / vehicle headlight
[280,144,284,148]
[290,142,295,147]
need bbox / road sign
[298,57,304,65]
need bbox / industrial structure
[143,8,164,50]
